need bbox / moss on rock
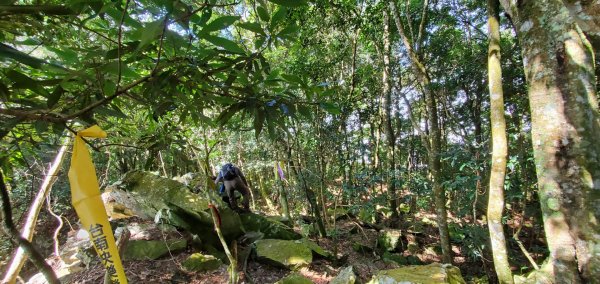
[255,239,313,268]
[367,263,466,284]
[182,253,222,272]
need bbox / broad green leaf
[202,15,240,33]
[0,81,9,100]
[136,19,165,51]
[0,43,45,68]
[267,0,307,7]
[254,107,265,139]
[297,105,313,119]
[256,6,270,22]
[47,86,63,108]
[7,70,49,96]
[34,121,49,135]
[277,24,299,37]
[320,102,341,115]
[102,61,138,78]
[105,41,139,59]
[217,103,243,125]
[46,47,78,64]
[271,6,287,27]
[237,22,265,35]
[103,80,117,96]
[203,35,245,54]
[281,74,304,85]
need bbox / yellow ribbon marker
[68,125,127,284]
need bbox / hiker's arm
[236,168,249,186]
[215,172,223,184]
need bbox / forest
[0,0,599,283]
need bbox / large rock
[378,229,402,252]
[367,263,466,284]
[240,213,301,240]
[330,266,356,284]
[103,171,242,240]
[297,238,332,259]
[123,222,187,260]
[124,239,187,260]
[182,253,223,272]
[255,239,313,268]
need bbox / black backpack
[222,163,238,180]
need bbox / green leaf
[254,107,265,139]
[0,43,45,68]
[6,70,49,96]
[202,15,240,33]
[203,35,246,54]
[281,74,304,85]
[271,6,287,27]
[103,80,116,96]
[267,0,307,7]
[297,105,312,119]
[277,24,299,37]
[0,81,9,101]
[46,46,78,64]
[256,6,270,22]
[47,86,63,108]
[216,103,244,125]
[320,102,341,115]
[102,61,138,78]
[237,22,265,35]
[136,19,165,51]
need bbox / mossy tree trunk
[486,0,513,283]
[499,0,600,282]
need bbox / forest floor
[16,208,547,284]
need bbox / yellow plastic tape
[68,125,127,284]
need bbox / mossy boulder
[124,239,187,260]
[240,213,301,240]
[275,273,314,284]
[182,253,222,272]
[104,171,242,240]
[367,263,466,284]
[330,266,356,284]
[297,238,332,259]
[255,239,313,268]
[378,229,402,252]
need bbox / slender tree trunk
[3,139,68,284]
[389,2,452,263]
[1,171,59,284]
[487,0,513,282]
[383,7,399,221]
[499,0,600,282]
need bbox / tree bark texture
[383,7,399,220]
[499,0,600,282]
[486,0,514,283]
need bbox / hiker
[214,163,251,212]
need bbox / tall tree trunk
[486,0,513,282]
[3,137,68,284]
[383,7,399,221]
[389,2,452,263]
[499,0,600,282]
